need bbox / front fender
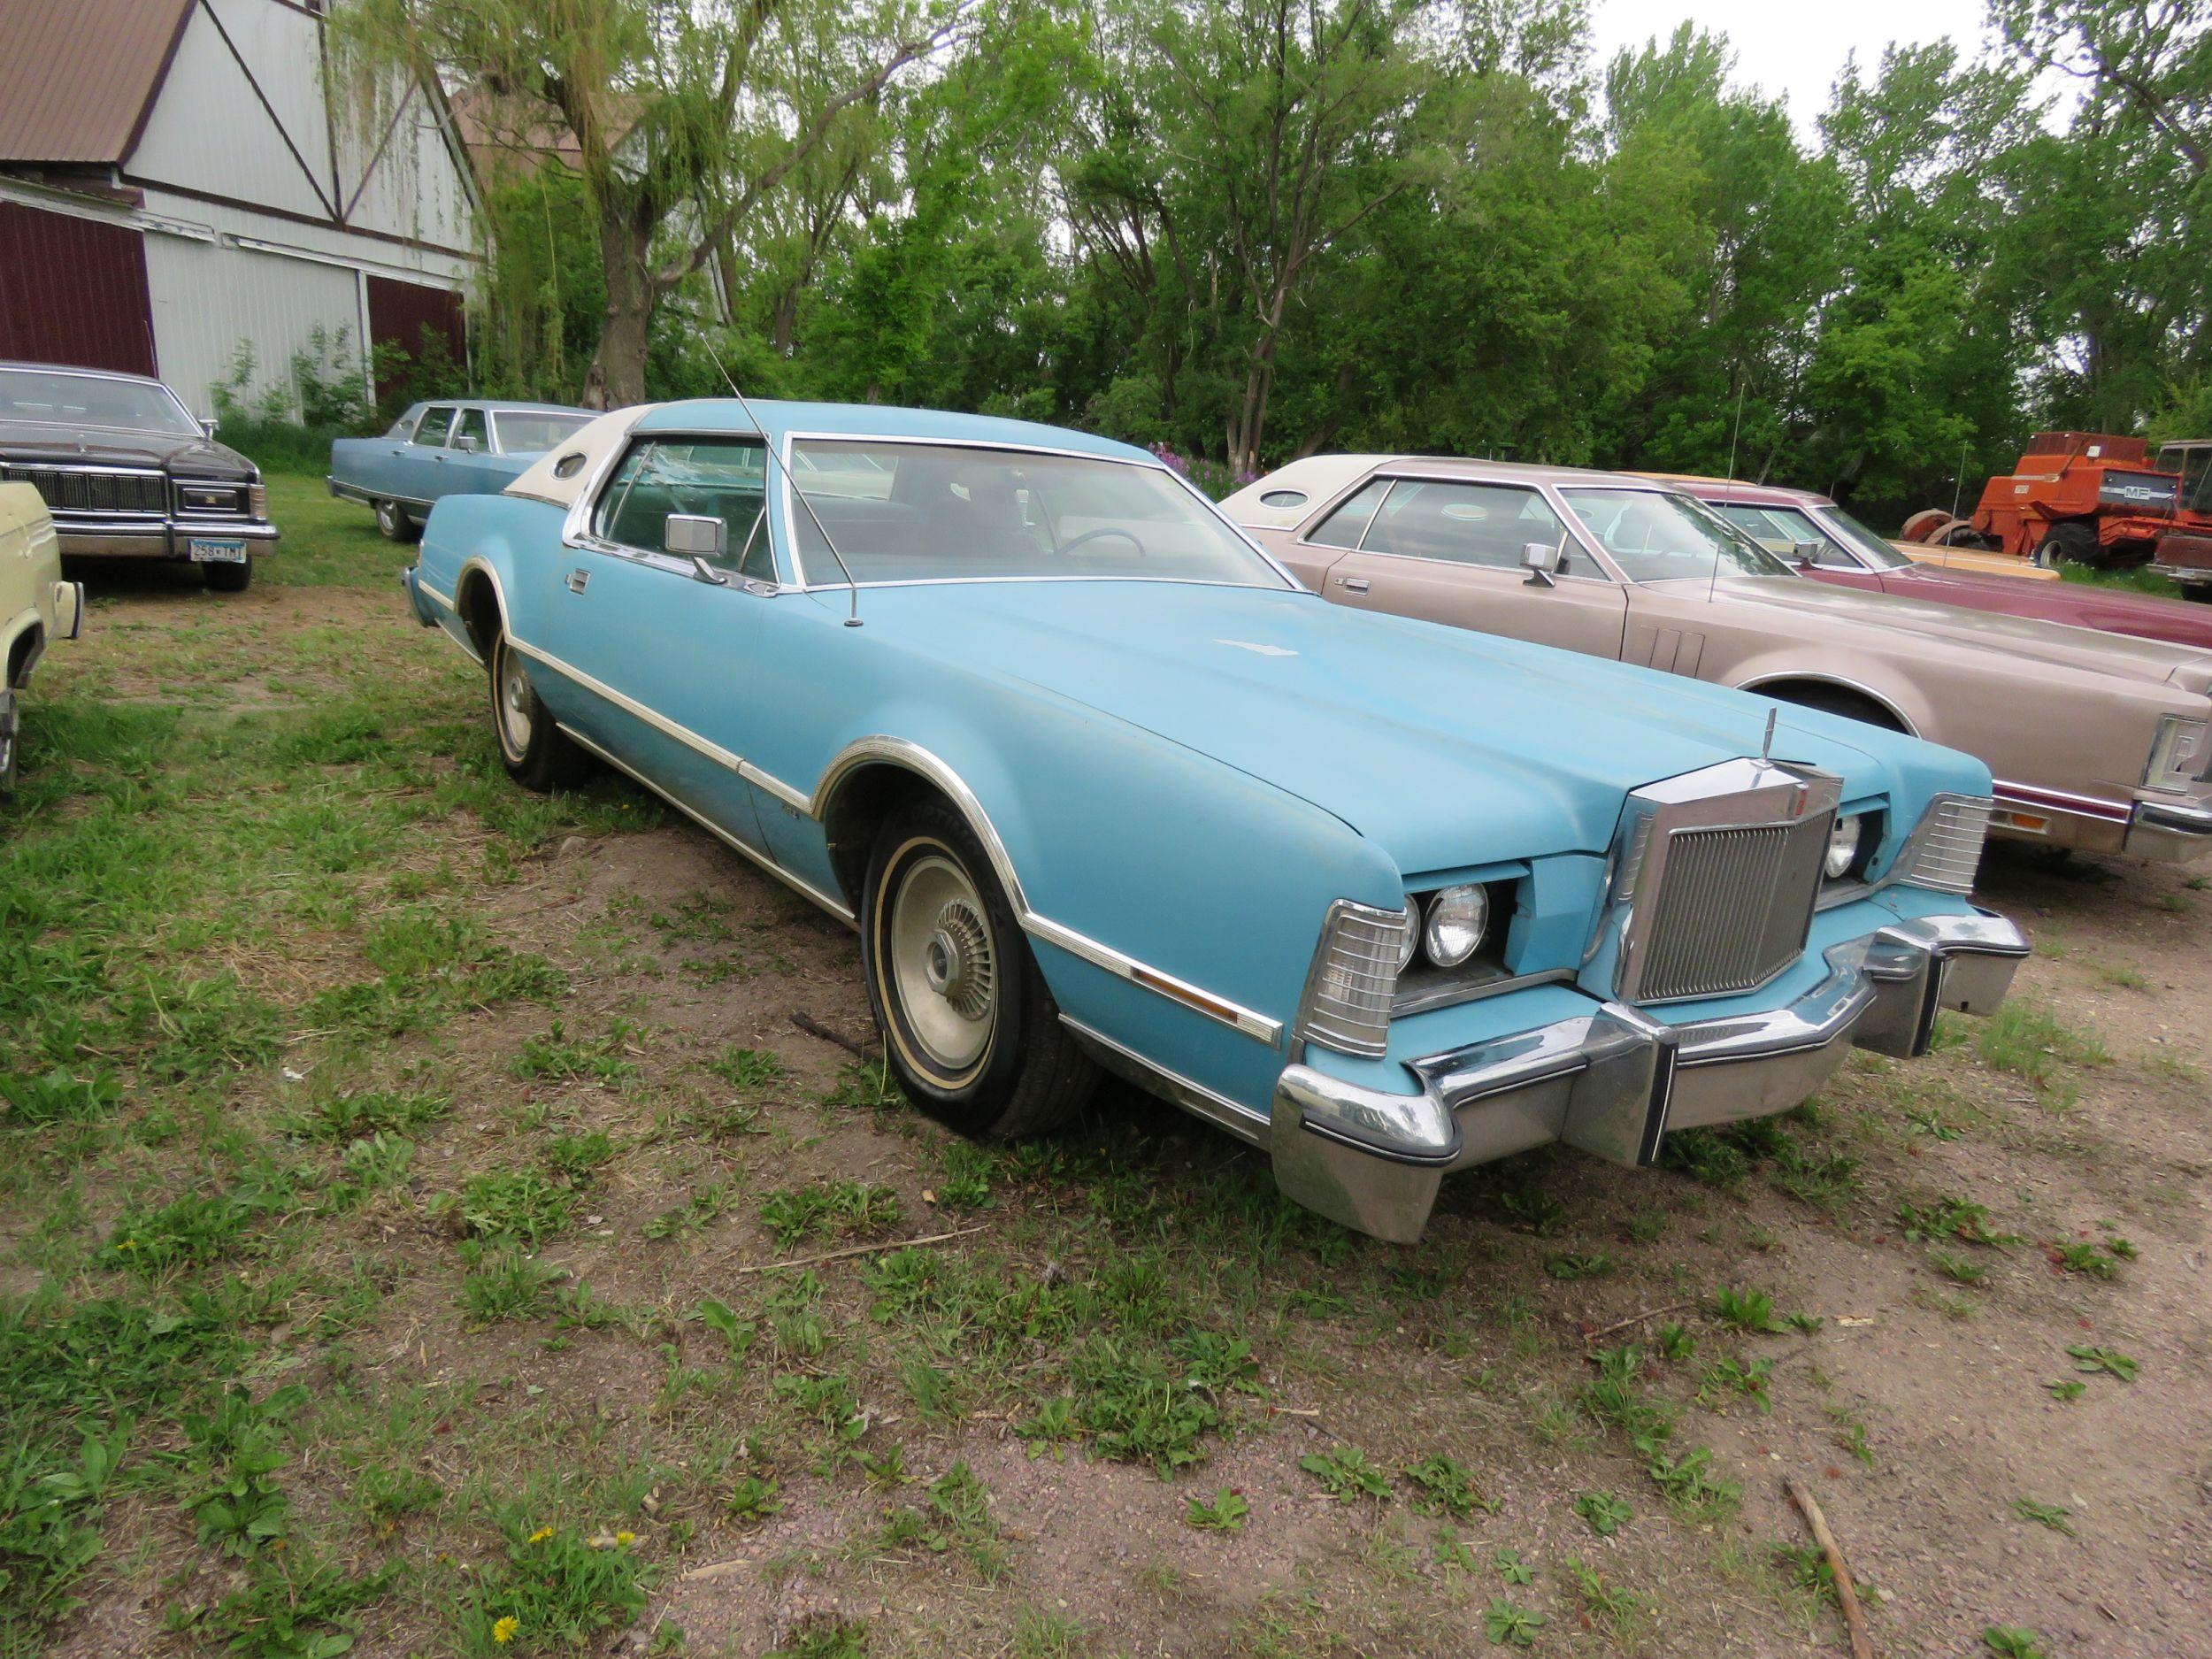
[1730,650,1935,736]
[803,687,1402,1117]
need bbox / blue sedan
[329,399,590,541]
[400,400,2028,1240]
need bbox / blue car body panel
[403,397,2004,1157]
[330,400,590,515]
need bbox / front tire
[2035,521,2101,568]
[0,689,18,795]
[376,500,421,542]
[204,557,252,593]
[861,800,1096,1139]
[488,631,586,791]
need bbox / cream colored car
[1,481,84,792]
[1225,456,2212,863]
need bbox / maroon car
[1674,477,2212,653]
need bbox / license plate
[188,539,248,564]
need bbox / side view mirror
[1790,540,1822,566]
[454,433,481,453]
[1522,541,1564,588]
[199,417,218,440]
[664,513,729,584]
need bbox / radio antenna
[709,352,864,627]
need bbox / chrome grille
[2,465,165,516]
[1900,795,1993,895]
[1634,814,1830,1002]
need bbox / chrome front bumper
[1271,910,2029,1242]
[2126,798,2212,861]
[55,517,280,559]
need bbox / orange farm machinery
[1901,431,2205,572]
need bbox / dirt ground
[6,496,2208,1659]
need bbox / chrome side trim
[741,760,814,813]
[1061,1017,1269,1146]
[453,557,510,638]
[812,735,1032,910]
[554,722,856,925]
[416,579,455,612]
[1031,914,1283,1044]
[509,637,746,773]
[1993,778,2134,824]
[812,733,1282,1046]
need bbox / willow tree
[332,0,968,406]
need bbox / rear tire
[2034,521,2101,568]
[2181,585,2212,605]
[375,500,421,542]
[860,798,1096,1140]
[488,630,587,791]
[204,557,252,593]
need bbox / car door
[533,434,777,852]
[440,408,509,498]
[400,404,457,503]
[354,405,422,500]
[1296,475,1629,659]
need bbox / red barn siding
[366,275,464,401]
[0,202,157,375]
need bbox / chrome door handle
[566,569,589,594]
[1336,576,1370,594]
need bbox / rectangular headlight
[1897,795,1993,895]
[1296,899,1409,1058]
[2144,714,2208,792]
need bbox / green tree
[333,0,966,406]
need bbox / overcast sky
[1586,0,1999,137]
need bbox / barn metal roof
[0,0,193,164]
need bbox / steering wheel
[1057,526,1147,558]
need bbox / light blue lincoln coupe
[400,400,2028,1240]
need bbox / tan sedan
[1223,457,2212,861]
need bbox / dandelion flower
[491,1616,519,1645]
[527,1526,554,1544]
[614,1531,635,1548]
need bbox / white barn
[0,0,478,416]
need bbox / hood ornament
[1761,707,1776,761]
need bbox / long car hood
[1688,574,2212,691]
[0,419,257,479]
[1884,565,2212,651]
[864,581,1957,872]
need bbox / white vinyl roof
[504,404,656,508]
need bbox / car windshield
[1816,504,1914,570]
[493,411,590,455]
[785,440,1289,588]
[0,367,198,436]
[1561,488,1793,583]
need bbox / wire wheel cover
[497,646,534,756]
[888,852,999,1073]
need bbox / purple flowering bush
[1149,442,1257,501]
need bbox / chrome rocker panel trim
[1270,908,2028,1242]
